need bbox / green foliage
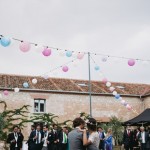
[109,116,123,145]
[0,100,31,141]
[79,112,90,120]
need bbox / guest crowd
[6,117,150,150]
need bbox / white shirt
[14,132,18,147]
[141,132,145,143]
[36,130,41,144]
[43,132,48,147]
[88,132,100,148]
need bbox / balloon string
[90,55,138,114]
[39,58,78,77]
[1,34,150,62]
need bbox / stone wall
[0,91,144,139]
[143,96,150,109]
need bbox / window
[34,99,46,113]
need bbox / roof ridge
[0,73,149,85]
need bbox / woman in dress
[79,118,100,150]
[104,128,113,150]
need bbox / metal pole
[88,52,92,117]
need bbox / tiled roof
[0,74,150,96]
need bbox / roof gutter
[0,87,145,98]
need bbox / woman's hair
[86,118,97,131]
[73,117,85,128]
[107,128,112,134]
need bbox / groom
[68,117,86,150]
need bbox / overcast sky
[0,0,150,84]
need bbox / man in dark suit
[29,124,44,150]
[7,125,22,150]
[26,125,35,150]
[51,124,59,150]
[138,126,149,150]
[122,126,134,150]
[58,126,68,150]
[47,129,54,150]
[98,127,105,150]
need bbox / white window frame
[34,99,46,113]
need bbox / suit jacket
[47,132,54,148]
[29,130,44,145]
[51,130,59,144]
[18,132,24,148]
[123,130,134,146]
[98,131,105,140]
[138,131,149,144]
[7,132,22,150]
[68,128,86,150]
[58,130,68,144]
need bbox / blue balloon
[23,82,29,88]
[66,51,72,57]
[1,37,11,47]
[115,94,120,99]
[94,66,100,71]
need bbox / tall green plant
[108,116,123,145]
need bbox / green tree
[0,100,31,150]
[108,116,123,145]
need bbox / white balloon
[113,91,117,96]
[14,88,20,93]
[121,100,125,104]
[106,82,111,87]
[42,75,49,79]
[0,93,2,98]
[109,86,115,92]
[35,45,43,53]
[32,78,37,84]
[59,51,65,57]
[102,57,107,62]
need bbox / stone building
[0,74,150,139]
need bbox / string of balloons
[90,55,139,114]
[0,34,150,67]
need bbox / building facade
[0,74,150,139]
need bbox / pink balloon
[42,48,51,56]
[77,53,84,59]
[121,100,126,105]
[128,59,135,66]
[62,66,69,72]
[19,41,31,52]
[126,104,132,110]
[3,90,9,96]
[102,78,108,84]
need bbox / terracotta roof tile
[0,74,150,96]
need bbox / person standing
[138,126,149,150]
[42,125,49,150]
[58,126,68,150]
[17,127,24,150]
[122,126,134,150]
[68,117,86,150]
[104,128,113,150]
[7,125,22,150]
[51,124,59,150]
[79,118,100,150]
[29,124,44,150]
[97,127,105,150]
[26,125,35,150]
